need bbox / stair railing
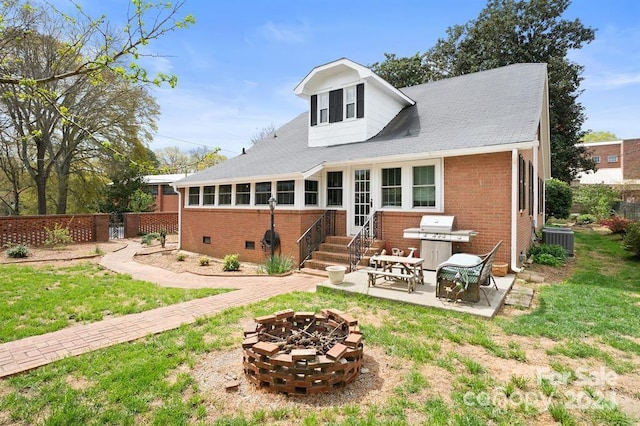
[347,211,381,272]
[296,210,336,269]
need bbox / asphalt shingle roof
[177,63,547,186]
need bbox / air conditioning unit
[542,227,574,257]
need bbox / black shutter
[356,83,364,118]
[329,89,343,123]
[310,94,317,126]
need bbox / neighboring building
[173,58,551,272]
[576,139,640,202]
[144,174,188,212]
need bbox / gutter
[177,187,182,251]
[511,149,523,273]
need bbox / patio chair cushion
[437,254,483,284]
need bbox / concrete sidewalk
[0,241,319,378]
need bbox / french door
[351,168,371,234]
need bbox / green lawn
[0,230,638,425]
[0,262,231,343]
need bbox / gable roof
[176,63,548,186]
[294,58,415,107]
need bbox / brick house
[143,174,188,212]
[173,59,550,273]
[576,139,640,202]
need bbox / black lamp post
[268,196,277,261]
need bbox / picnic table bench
[367,254,425,293]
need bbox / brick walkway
[0,241,320,378]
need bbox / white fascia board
[322,141,540,168]
[172,172,305,188]
[302,163,325,179]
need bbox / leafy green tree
[581,131,618,142]
[0,1,192,214]
[129,188,155,212]
[369,0,596,183]
[545,178,572,219]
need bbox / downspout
[174,185,182,251]
[511,149,523,273]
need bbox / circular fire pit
[242,308,363,395]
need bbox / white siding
[309,81,406,147]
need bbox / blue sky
[72,1,640,156]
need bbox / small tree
[573,184,620,219]
[545,178,572,219]
[129,189,155,212]
[623,222,640,257]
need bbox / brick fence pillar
[124,213,140,238]
[94,214,110,242]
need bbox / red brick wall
[0,214,109,246]
[443,152,512,264]
[623,139,640,179]
[124,212,178,237]
[180,206,346,265]
[586,143,622,169]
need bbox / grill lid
[419,215,455,232]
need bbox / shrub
[261,255,294,275]
[7,244,29,258]
[528,243,566,266]
[176,252,186,261]
[623,222,640,257]
[44,223,72,248]
[141,232,160,246]
[575,214,596,225]
[545,178,572,219]
[599,216,632,234]
[534,253,564,267]
[223,254,240,271]
[199,256,210,266]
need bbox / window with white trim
[382,168,402,207]
[219,185,231,205]
[319,93,329,124]
[305,180,318,206]
[327,171,343,206]
[412,166,436,207]
[236,183,250,205]
[188,187,200,206]
[593,155,601,164]
[607,155,618,163]
[277,180,294,205]
[255,182,271,205]
[203,186,215,205]
[345,86,356,119]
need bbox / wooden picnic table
[367,254,425,293]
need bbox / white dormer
[294,58,415,148]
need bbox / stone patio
[317,268,516,318]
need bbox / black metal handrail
[296,210,336,269]
[347,211,381,272]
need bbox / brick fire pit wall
[242,308,363,395]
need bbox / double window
[608,155,618,163]
[593,155,601,164]
[311,83,364,126]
